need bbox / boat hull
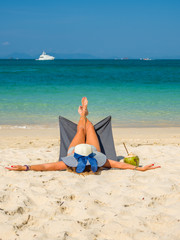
[36,58,55,60]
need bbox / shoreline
[0,126,179,150]
[1,119,180,129]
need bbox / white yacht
[36,51,55,60]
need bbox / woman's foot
[78,106,87,122]
[81,97,88,116]
[78,106,83,116]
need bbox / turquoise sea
[0,59,180,127]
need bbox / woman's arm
[104,159,161,171]
[5,161,67,171]
[6,160,160,172]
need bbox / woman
[6,97,160,172]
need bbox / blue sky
[1,0,180,58]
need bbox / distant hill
[52,53,98,59]
[2,52,34,59]
[0,52,99,59]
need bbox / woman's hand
[5,165,27,171]
[139,164,161,171]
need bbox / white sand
[0,127,180,240]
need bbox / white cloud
[2,41,10,46]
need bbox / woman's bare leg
[80,97,101,152]
[68,96,101,154]
[81,97,89,117]
[67,117,86,153]
[85,118,101,152]
[67,101,88,154]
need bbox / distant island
[1,52,180,60]
[0,52,98,59]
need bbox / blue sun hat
[61,144,107,173]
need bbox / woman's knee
[86,121,94,131]
[77,126,85,134]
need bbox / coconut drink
[123,143,140,167]
[124,153,139,166]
